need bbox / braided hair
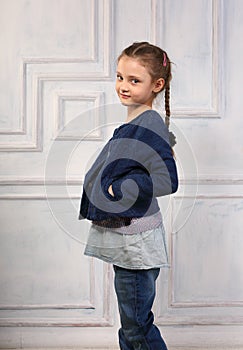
[118,42,176,148]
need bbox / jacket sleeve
[144,112,178,196]
[102,160,153,203]
[148,138,178,197]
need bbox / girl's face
[116,55,164,109]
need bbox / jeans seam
[134,272,140,326]
[134,271,150,350]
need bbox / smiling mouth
[120,93,130,99]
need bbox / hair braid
[164,86,171,128]
[165,84,176,148]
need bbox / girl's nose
[120,86,129,93]
[120,82,129,92]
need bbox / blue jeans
[113,265,168,350]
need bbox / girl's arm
[101,112,178,209]
[104,150,177,204]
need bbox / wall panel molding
[0,0,113,151]
[156,0,224,119]
[1,176,243,190]
[156,194,243,326]
[0,261,113,327]
[54,91,105,141]
[1,178,243,199]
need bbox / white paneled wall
[0,0,243,348]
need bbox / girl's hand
[108,184,114,197]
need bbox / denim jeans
[113,265,168,350]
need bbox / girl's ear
[153,78,165,93]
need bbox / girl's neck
[125,104,152,123]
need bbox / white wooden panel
[159,0,223,117]
[114,0,155,54]
[54,91,105,140]
[0,197,113,327]
[172,197,243,306]
[155,193,243,325]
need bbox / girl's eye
[117,75,123,81]
[131,79,139,84]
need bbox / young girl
[79,42,178,350]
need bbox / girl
[79,42,178,350]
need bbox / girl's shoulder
[113,109,169,144]
[131,109,168,140]
[131,109,166,128]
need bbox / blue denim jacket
[79,110,178,223]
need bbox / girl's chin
[119,99,137,107]
[119,99,131,106]
[120,102,144,110]
[120,101,131,106]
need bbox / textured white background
[0,0,243,348]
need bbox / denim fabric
[79,110,178,222]
[114,265,168,350]
[84,224,169,270]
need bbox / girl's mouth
[120,93,130,99]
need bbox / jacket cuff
[110,178,123,200]
[103,179,120,201]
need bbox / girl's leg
[113,265,168,350]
